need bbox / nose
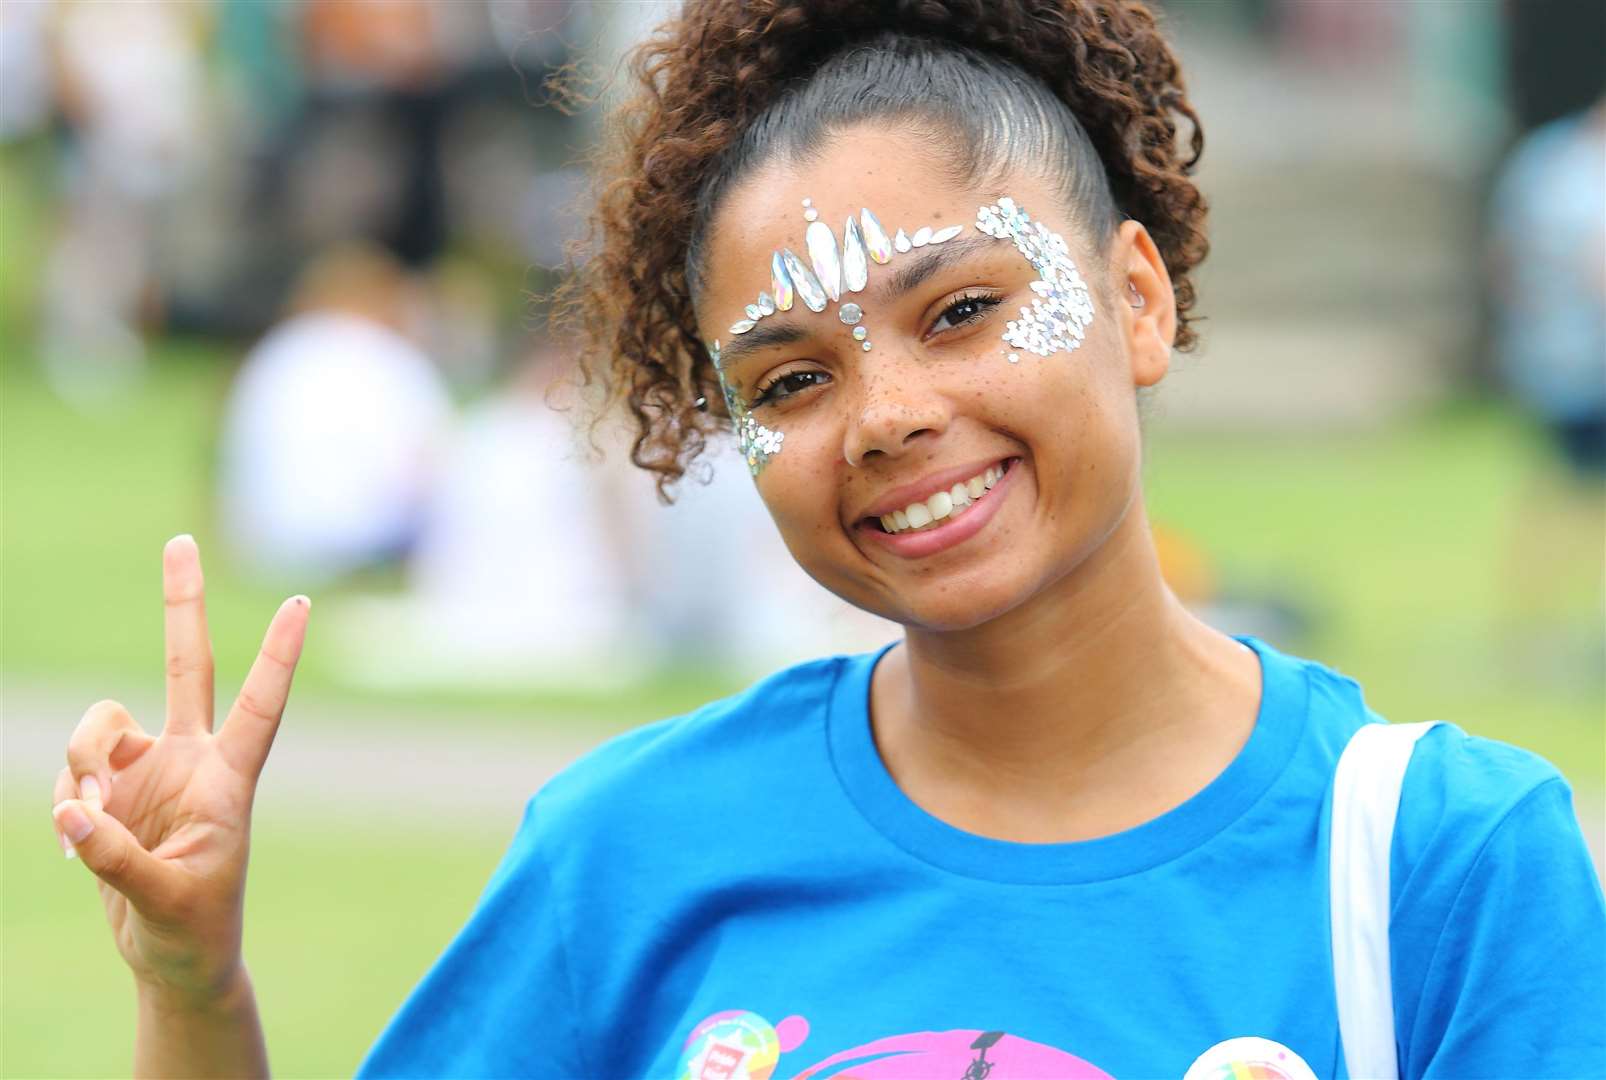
[841,355,950,467]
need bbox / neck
[872,500,1261,842]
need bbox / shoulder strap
[1329,720,1443,1080]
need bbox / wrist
[136,964,253,1018]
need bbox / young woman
[50,2,1606,1077]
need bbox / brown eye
[929,292,1003,335]
[752,369,830,407]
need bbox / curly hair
[554,0,1208,500]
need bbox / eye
[751,369,830,408]
[927,290,1004,337]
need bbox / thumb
[53,799,171,906]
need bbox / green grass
[2,801,509,1078]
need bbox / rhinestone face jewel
[852,326,868,340]
[862,341,873,351]
[771,252,795,312]
[894,229,911,253]
[860,209,892,264]
[730,319,756,334]
[930,225,963,244]
[838,303,863,325]
[842,217,869,293]
[781,248,827,313]
[757,291,776,316]
[976,196,1095,360]
[803,208,818,222]
[745,304,761,320]
[805,220,842,302]
[911,226,933,248]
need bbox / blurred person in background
[216,244,453,587]
[38,0,211,409]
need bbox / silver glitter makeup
[709,340,784,476]
[976,196,1095,359]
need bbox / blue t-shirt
[358,636,1606,1079]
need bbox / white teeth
[878,462,1011,534]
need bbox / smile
[876,460,1012,534]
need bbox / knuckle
[165,653,212,682]
[235,690,278,724]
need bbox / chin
[832,569,1039,635]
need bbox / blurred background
[2,0,1601,1074]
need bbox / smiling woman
[51,1,1606,1078]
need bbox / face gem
[838,303,863,325]
[976,197,1095,358]
[805,220,842,302]
[803,208,819,222]
[930,224,963,244]
[894,228,912,253]
[862,341,873,351]
[745,303,761,320]
[842,217,869,293]
[781,248,827,312]
[771,252,795,312]
[860,208,893,264]
[852,326,868,340]
[757,291,776,316]
[910,225,933,248]
[802,197,812,207]
[1008,352,1020,363]
[729,318,756,334]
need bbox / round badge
[1182,1036,1319,1080]
[676,1010,781,1080]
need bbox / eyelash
[749,290,1006,407]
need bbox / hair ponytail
[555,0,1208,499]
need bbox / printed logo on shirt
[677,1010,1316,1080]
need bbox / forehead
[700,125,1064,317]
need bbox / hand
[51,534,310,1005]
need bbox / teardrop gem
[911,226,933,247]
[770,252,795,312]
[842,217,869,293]
[730,319,756,334]
[757,291,776,316]
[745,304,761,320]
[860,209,892,264]
[852,326,868,340]
[930,225,963,244]
[805,220,841,302]
[894,229,911,253]
[781,248,827,313]
[838,303,863,325]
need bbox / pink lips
[858,458,1019,558]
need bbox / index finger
[162,534,215,736]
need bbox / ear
[1110,219,1177,388]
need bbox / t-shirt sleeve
[356,795,590,1078]
[1394,775,1606,1079]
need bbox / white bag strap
[1329,720,1442,1080]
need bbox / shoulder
[517,651,865,854]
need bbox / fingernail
[291,594,311,609]
[57,829,74,858]
[54,802,94,846]
[79,775,102,811]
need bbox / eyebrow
[714,234,1006,369]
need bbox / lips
[856,457,1021,559]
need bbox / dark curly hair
[554,0,1208,500]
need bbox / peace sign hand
[51,534,310,1008]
